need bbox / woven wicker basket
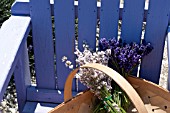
[49,63,170,113]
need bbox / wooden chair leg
[14,43,31,112]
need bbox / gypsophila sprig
[66,46,112,97]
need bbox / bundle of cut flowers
[99,38,153,77]
[62,37,153,113]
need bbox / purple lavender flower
[99,38,153,76]
[99,38,110,50]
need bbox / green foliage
[0,0,15,26]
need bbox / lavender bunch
[99,37,153,110]
[99,38,153,77]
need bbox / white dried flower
[65,60,72,67]
[75,74,80,78]
[93,73,98,78]
[98,51,105,58]
[83,49,90,55]
[97,86,101,89]
[84,54,92,62]
[62,56,67,62]
[106,86,112,90]
[74,49,82,56]
[83,44,86,48]
[106,49,111,56]
[69,65,73,69]
[101,81,107,86]
[93,52,98,56]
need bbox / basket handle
[64,63,147,113]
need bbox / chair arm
[0,16,31,100]
[167,26,170,90]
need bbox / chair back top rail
[30,0,56,89]
[12,0,150,21]
[54,0,76,90]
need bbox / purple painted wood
[23,102,58,113]
[11,0,30,16]
[27,87,63,103]
[121,0,145,44]
[12,1,150,22]
[14,43,31,112]
[0,16,31,101]
[120,0,145,76]
[30,0,55,89]
[54,0,75,90]
[140,0,170,83]
[23,102,37,113]
[78,0,97,51]
[27,86,77,103]
[78,0,97,91]
[99,0,120,39]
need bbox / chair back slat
[78,0,97,51]
[30,0,55,89]
[140,0,170,83]
[121,0,145,44]
[99,0,120,39]
[54,0,75,90]
[77,0,97,91]
[119,0,145,76]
